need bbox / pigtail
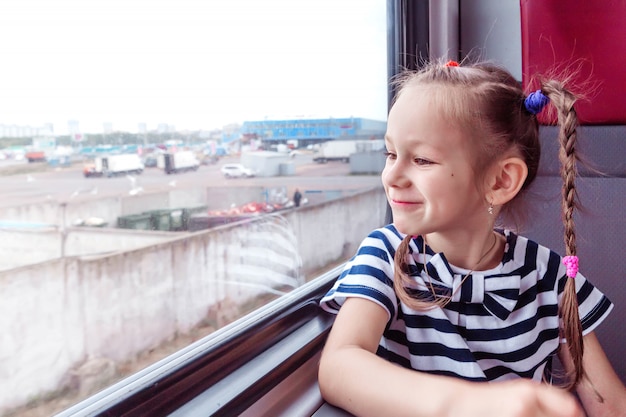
[541,80,585,391]
[393,236,416,307]
[393,235,451,311]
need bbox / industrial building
[232,117,387,148]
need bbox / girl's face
[382,85,488,237]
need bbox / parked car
[142,155,158,168]
[220,163,255,178]
[200,154,219,165]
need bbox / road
[0,155,382,208]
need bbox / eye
[414,158,433,166]
[383,151,396,160]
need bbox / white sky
[0,0,388,135]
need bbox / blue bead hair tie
[524,90,550,115]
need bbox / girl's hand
[453,379,584,417]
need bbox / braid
[542,80,585,391]
[393,236,450,311]
[393,236,418,308]
[551,81,579,258]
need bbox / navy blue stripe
[385,328,408,346]
[515,274,556,311]
[335,283,395,316]
[355,245,390,263]
[321,298,341,311]
[576,280,595,305]
[460,275,473,303]
[514,239,538,278]
[376,345,411,369]
[461,304,559,341]
[401,314,460,334]
[342,264,393,287]
[517,281,541,307]
[472,328,559,362]
[487,348,556,381]
[501,230,517,264]
[423,369,488,382]
[581,296,612,331]
[483,297,511,320]
[407,342,476,363]
[484,361,545,380]
[490,287,521,300]
[557,272,596,302]
[372,226,401,257]
[543,251,562,291]
[444,302,491,318]
[407,285,450,300]
[406,264,425,276]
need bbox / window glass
[0,0,387,414]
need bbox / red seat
[520,0,626,125]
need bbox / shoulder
[502,229,553,256]
[501,230,564,284]
[367,224,405,241]
[357,225,405,256]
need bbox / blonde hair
[391,60,587,392]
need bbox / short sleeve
[319,227,400,322]
[557,265,614,335]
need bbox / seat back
[521,0,626,124]
[521,0,626,382]
[524,126,626,384]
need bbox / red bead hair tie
[445,60,459,67]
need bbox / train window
[0,0,387,414]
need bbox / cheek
[426,175,471,203]
[446,169,472,189]
[380,164,396,188]
[381,168,389,186]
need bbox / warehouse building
[233,117,387,149]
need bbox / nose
[382,158,410,188]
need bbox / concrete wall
[0,187,386,412]
[0,186,266,230]
[0,227,61,270]
[0,227,177,271]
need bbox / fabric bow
[423,253,522,320]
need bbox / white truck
[84,154,144,177]
[157,151,200,174]
[312,140,360,163]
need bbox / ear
[485,157,528,206]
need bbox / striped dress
[320,225,613,382]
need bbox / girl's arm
[318,297,583,417]
[559,332,626,417]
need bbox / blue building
[234,117,387,147]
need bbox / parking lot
[0,154,381,208]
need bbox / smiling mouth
[391,199,421,206]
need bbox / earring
[488,202,494,215]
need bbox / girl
[318,61,626,417]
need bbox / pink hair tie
[445,60,459,67]
[562,255,579,278]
